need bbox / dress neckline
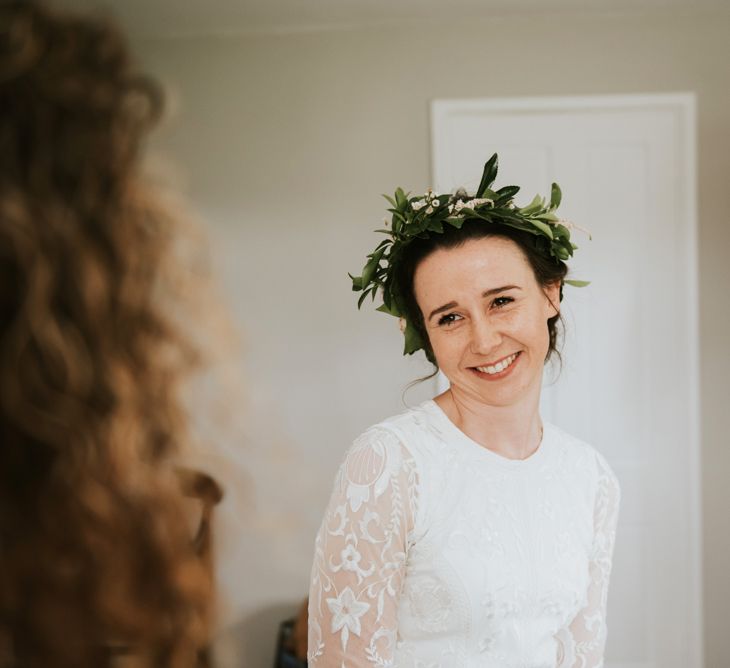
[421,398,553,469]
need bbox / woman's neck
[434,383,543,461]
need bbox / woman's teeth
[476,353,518,375]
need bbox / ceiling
[60,0,729,38]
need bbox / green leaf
[495,185,520,204]
[361,247,386,286]
[360,263,375,286]
[349,274,363,291]
[376,302,401,317]
[537,212,559,223]
[394,188,407,209]
[550,182,562,210]
[403,318,425,355]
[519,193,544,215]
[553,224,570,239]
[497,184,520,196]
[559,239,575,258]
[357,287,372,308]
[445,216,466,229]
[529,219,554,238]
[428,219,444,233]
[382,288,392,310]
[476,153,499,198]
[564,279,590,287]
[382,194,397,208]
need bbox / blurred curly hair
[0,2,214,666]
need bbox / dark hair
[0,2,214,666]
[393,221,568,367]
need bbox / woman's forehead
[414,237,534,298]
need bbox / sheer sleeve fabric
[308,428,419,667]
[556,452,621,668]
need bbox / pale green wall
[136,10,730,666]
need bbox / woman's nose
[469,315,501,355]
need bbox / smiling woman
[397,220,568,370]
[413,235,560,418]
[307,156,621,667]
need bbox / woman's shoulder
[356,400,443,452]
[342,401,449,481]
[546,422,620,490]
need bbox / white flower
[432,198,441,207]
[426,206,433,214]
[334,542,375,583]
[454,200,466,212]
[326,587,371,652]
[411,200,425,211]
[465,198,494,209]
[340,544,362,572]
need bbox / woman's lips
[470,351,521,380]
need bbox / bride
[308,155,620,667]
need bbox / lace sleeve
[556,452,621,668]
[307,427,419,667]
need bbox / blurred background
[55,1,730,666]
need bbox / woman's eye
[437,313,461,327]
[493,296,514,308]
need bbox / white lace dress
[307,399,621,668]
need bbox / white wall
[134,9,730,666]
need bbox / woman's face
[413,236,560,408]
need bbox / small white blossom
[335,543,374,583]
[426,206,433,214]
[465,198,494,209]
[432,198,441,207]
[454,200,466,212]
[411,200,425,211]
[326,587,370,652]
[341,544,362,571]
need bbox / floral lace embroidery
[555,452,621,667]
[308,428,418,667]
[308,413,620,668]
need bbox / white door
[431,94,702,668]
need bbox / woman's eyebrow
[428,301,458,321]
[483,284,521,297]
[427,285,521,322]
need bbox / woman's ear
[543,281,561,318]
